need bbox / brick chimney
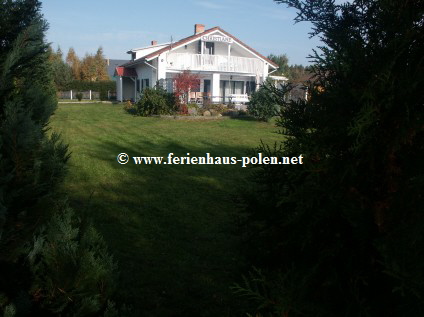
[151,40,157,46]
[194,24,205,35]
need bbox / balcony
[167,53,263,75]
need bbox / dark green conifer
[0,2,116,315]
[239,0,424,316]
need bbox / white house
[115,24,285,103]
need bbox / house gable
[142,27,278,68]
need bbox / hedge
[61,80,116,92]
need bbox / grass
[49,103,283,316]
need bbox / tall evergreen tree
[0,2,116,315]
[49,46,73,90]
[238,0,424,316]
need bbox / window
[232,81,244,94]
[204,80,211,93]
[141,79,150,90]
[220,80,245,102]
[205,42,215,55]
[246,81,256,95]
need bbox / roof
[127,43,171,54]
[114,66,137,77]
[122,26,279,69]
[107,59,130,78]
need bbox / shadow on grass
[65,137,257,317]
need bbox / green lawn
[50,103,282,316]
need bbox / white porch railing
[167,53,263,75]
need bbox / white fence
[57,90,116,100]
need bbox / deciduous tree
[267,54,310,82]
[173,70,201,104]
[267,53,290,77]
[66,47,81,80]
[79,47,109,82]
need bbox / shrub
[203,103,227,114]
[187,103,199,116]
[123,101,136,115]
[135,87,178,116]
[227,102,236,110]
[187,103,199,109]
[75,92,83,101]
[247,82,280,121]
[202,97,212,109]
[178,104,189,115]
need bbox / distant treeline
[49,46,115,92]
[267,53,311,82]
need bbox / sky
[40,0,323,65]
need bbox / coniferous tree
[238,0,424,316]
[0,2,117,315]
[49,46,73,90]
[0,3,65,246]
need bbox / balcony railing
[167,53,263,75]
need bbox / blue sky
[41,0,322,65]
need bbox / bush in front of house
[187,103,199,115]
[135,86,178,116]
[247,82,280,121]
[202,103,227,115]
[123,100,136,115]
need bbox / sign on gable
[201,35,233,43]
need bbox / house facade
[115,24,284,103]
